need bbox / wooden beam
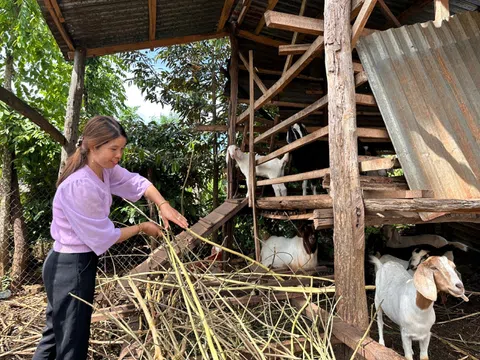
[323,174,408,191]
[257,126,329,165]
[376,0,401,27]
[264,10,324,35]
[227,31,239,199]
[355,71,369,87]
[363,190,434,199]
[237,29,288,48]
[237,0,252,25]
[71,32,228,59]
[238,52,268,94]
[255,0,280,35]
[352,0,378,48]
[148,0,157,42]
[239,65,323,81]
[260,212,314,220]
[217,0,235,31]
[50,0,65,22]
[364,198,480,213]
[351,0,366,19]
[325,0,368,330]
[0,86,67,146]
[236,35,325,125]
[254,74,369,145]
[248,50,261,262]
[279,43,312,55]
[44,0,74,51]
[434,0,450,27]
[258,169,330,187]
[292,299,406,360]
[239,99,319,108]
[283,0,308,74]
[356,93,377,106]
[257,195,332,210]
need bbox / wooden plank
[325,0,368,330]
[257,195,332,210]
[351,0,366,18]
[351,0,378,48]
[148,0,157,41]
[377,0,401,27]
[279,43,313,55]
[236,35,325,125]
[73,32,228,59]
[356,93,377,106]
[255,0,280,34]
[364,198,480,213]
[257,168,330,186]
[363,190,435,199]
[44,0,74,51]
[323,174,408,190]
[237,0,252,25]
[237,29,288,48]
[257,126,329,165]
[217,0,235,31]
[260,212,314,220]
[264,10,324,35]
[353,61,364,73]
[357,127,389,140]
[359,157,395,172]
[355,71,369,87]
[0,86,67,146]
[238,52,267,94]
[292,299,406,360]
[434,0,450,27]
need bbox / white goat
[261,225,317,272]
[371,255,468,360]
[227,145,288,197]
[382,226,457,249]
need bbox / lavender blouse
[51,165,152,256]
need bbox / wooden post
[224,30,239,263]
[325,0,368,331]
[59,48,86,176]
[434,0,449,27]
[248,50,260,262]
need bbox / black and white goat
[261,224,318,271]
[227,145,289,197]
[286,123,329,196]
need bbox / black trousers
[33,250,98,360]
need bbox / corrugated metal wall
[357,11,480,206]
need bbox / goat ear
[413,264,437,301]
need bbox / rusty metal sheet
[357,11,480,216]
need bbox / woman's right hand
[139,222,163,237]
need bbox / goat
[286,123,329,196]
[261,224,317,272]
[382,226,466,249]
[371,255,468,360]
[407,243,468,271]
[226,145,288,197]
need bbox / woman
[33,115,188,360]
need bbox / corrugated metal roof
[37,0,228,58]
[357,11,480,209]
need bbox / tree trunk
[59,48,86,177]
[325,0,368,330]
[0,53,14,278]
[10,152,28,288]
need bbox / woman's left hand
[159,202,188,229]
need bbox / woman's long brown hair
[57,116,127,187]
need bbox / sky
[124,80,173,120]
[124,50,173,121]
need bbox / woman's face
[90,136,127,169]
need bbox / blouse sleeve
[59,179,121,256]
[108,165,152,202]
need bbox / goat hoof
[420,357,429,360]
